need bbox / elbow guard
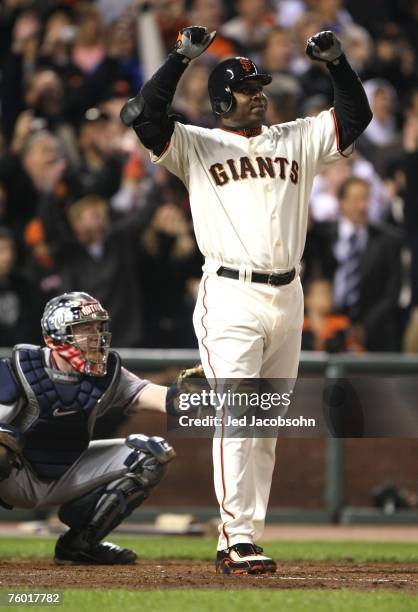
[120,91,175,151]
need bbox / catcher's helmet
[208,57,272,116]
[41,292,111,376]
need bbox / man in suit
[402,114,418,351]
[305,176,401,351]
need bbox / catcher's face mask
[68,320,111,376]
[42,292,111,376]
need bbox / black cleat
[215,543,277,575]
[54,536,137,565]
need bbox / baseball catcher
[120,27,372,573]
[0,292,197,565]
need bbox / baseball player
[0,291,188,565]
[121,28,372,574]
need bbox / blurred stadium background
[1,0,418,530]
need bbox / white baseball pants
[193,269,303,550]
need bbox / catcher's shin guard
[58,435,175,547]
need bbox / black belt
[216,266,296,287]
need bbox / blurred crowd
[0,0,417,352]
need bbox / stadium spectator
[73,17,141,116]
[151,0,189,53]
[302,278,363,352]
[97,0,134,26]
[309,155,391,223]
[103,18,142,92]
[0,130,67,249]
[189,0,239,59]
[341,23,374,78]
[291,12,336,103]
[1,7,42,141]
[221,0,274,58]
[305,177,402,351]
[275,0,306,30]
[174,61,216,127]
[138,193,202,347]
[290,11,325,77]
[264,84,300,124]
[276,0,353,33]
[369,24,418,96]
[359,79,401,170]
[261,26,295,74]
[313,0,353,33]
[402,113,418,352]
[72,3,105,74]
[24,68,64,120]
[37,5,77,81]
[0,227,42,346]
[23,216,65,303]
[74,108,126,199]
[57,195,144,347]
[261,26,302,123]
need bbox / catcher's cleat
[54,536,137,565]
[215,543,277,575]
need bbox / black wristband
[326,53,356,85]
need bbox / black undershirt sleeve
[141,52,189,111]
[133,53,189,156]
[326,54,373,152]
[403,151,418,306]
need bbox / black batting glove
[174,26,216,61]
[306,30,343,65]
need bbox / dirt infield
[1,559,418,591]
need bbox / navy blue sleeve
[0,360,19,404]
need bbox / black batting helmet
[208,57,272,116]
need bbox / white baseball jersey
[151,109,351,272]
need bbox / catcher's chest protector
[13,347,119,480]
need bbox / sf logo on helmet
[239,58,253,73]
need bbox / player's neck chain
[220,126,263,138]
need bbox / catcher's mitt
[176,364,205,390]
[166,364,207,416]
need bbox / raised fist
[174,26,216,61]
[306,31,342,64]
